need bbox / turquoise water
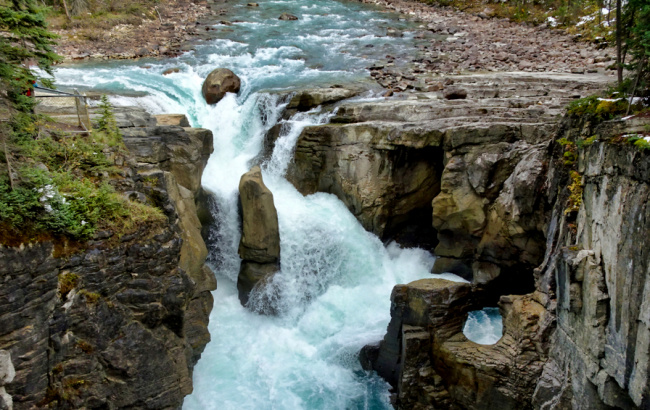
[50,1,478,408]
[463,308,503,345]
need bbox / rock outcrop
[287,73,604,280]
[531,119,650,409]
[0,110,216,409]
[155,113,191,127]
[358,102,650,407]
[237,166,281,307]
[363,279,553,409]
[287,88,360,112]
[202,68,241,105]
[0,351,14,410]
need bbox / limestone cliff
[358,106,650,408]
[532,118,650,409]
[0,110,216,409]
[285,73,604,293]
[282,77,650,408]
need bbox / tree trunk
[61,0,71,21]
[616,0,623,84]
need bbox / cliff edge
[0,110,216,409]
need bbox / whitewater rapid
[51,0,502,407]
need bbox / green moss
[79,289,101,304]
[558,138,578,166]
[59,273,79,298]
[565,171,584,214]
[567,95,631,122]
[627,134,650,151]
[576,135,599,148]
[63,378,88,389]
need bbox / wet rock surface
[0,109,216,409]
[202,68,242,105]
[237,166,281,307]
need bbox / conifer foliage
[0,0,60,111]
[622,0,650,92]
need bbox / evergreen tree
[0,0,60,112]
[627,0,650,89]
[97,94,119,137]
[616,0,650,93]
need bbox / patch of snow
[598,97,644,104]
[37,184,56,200]
[547,16,558,27]
[577,14,595,27]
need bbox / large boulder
[202,68,241,105]
[237,166,281,306]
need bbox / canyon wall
[282,78,650,408]
[0,111,216,409]
[533,118,650,409]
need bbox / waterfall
[184,92,440,409]
[48,0,500,407]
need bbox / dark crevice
[383,146,444,251]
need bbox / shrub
[59,272,79,298]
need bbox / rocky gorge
[283,83,650,409]
[255,68,650,408]
[0,108,216,409]
[4,0,650,408]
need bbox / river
[50,0,497,408]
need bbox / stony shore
[52,0,215,61]
[357,0,616,92]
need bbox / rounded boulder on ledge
[202,68,241,105]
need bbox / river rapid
[50,0,493,408]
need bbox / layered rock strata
[362,279,552,409]
[532,119,650,409]
[286,73,606,289]
[0,111,216,409]
[237,166,281,308]
[359,106,650,408]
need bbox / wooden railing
[34,86,93,133]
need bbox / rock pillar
[237,166,281,307]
